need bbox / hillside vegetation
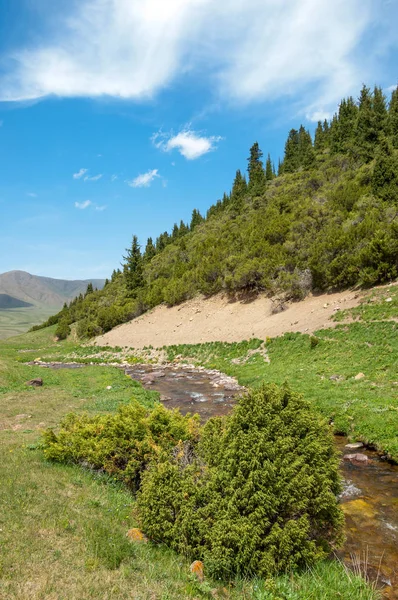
[36,84,398,340]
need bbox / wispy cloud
[111,174,118,182]
[74,200,92,209]
[95,205,107,211]
[127,169,160,188]
[0,0,395,115]
[27,192,37,198]
[84,173,103,181]
[73,168,88,180]
[152,129,222,160]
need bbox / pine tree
[143,237,156,262]
[123,235,143,293]
[171,223,180,241]
[355,85,377,161]
[155,232,170,252]
[265,154,274,181]
[229,170,248,213]
[298,125,315,169]
[179,220,190,236]
[247,142,266,195]
[190,209,204,231]
[388,86,398,148]
[104,278,109,287]
[332,97,358,154]
[283,129,300,173]
[314,121,325,153]
[373,86,389,137]
[372,136,398,202]
[85,282,94,296]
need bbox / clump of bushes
[43,384,344,579]
[43,401,200,491]
[138,384,344,578]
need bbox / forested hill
[37,84,398,339]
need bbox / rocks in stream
[343,453,369,464]
[345,442,364,450]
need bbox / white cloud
[74,200,92,209]
[0,0,394,116]
[152,129,222,160]
[73,168,88,179]
[27,192,37,198]
[386,84,397,93]
[111,174,118,181]
[84,173,103,181]
[95,205,107,211]
[127,169,160,188]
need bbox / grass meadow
[0,298,390,598]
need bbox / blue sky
[0,0,397,279]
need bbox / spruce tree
[314,121,325,153]
[298,125,315,169]
[85,282,94,296]
[355,85,377,161]
[143,237,156,262]
[388,86,398,148]
[265,154,274,181]
[247,142,266,195]
[229,170,247,213]
[372,136,398,202]
[283,129,300,173]
[179,220,190,236]
[123,235,143,293]
[171,223,180,241]
[190,209,204,230]
[373,86,389,137]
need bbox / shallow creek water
[38,361,398,597]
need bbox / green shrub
[55,318,71,340]
[43,401,200,491]
[137,384,345,579]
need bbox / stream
[35,361,398,598]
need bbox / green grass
[0,327,380,599]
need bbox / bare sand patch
[95,289,363,349]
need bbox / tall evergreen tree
[373,86,389,137]
[123,235,143,293]
[247,142,266,195]
[283,129,300,173]
[314,121,325,153]
[155,231,170,252]
[190,209,204,231]
[85,282,94,296]
[265,154,274,181]
[388,86,398,148]
[372,136,398,202]
[331,97,358,154]
[229,169,248,213]
[179,220,190,236]
[298,125,315,169]
[143,237,156,262]
[171,223,180,241]
[355,85,377,161]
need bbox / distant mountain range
[0,270,105,309]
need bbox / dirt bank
[95,289,363,349]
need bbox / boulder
[26,378,43,387]
[343,453,369,464]
[126,528,147,543]
[190,560,204,582]
[345,442,364,450]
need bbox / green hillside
[37,84,398,339]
